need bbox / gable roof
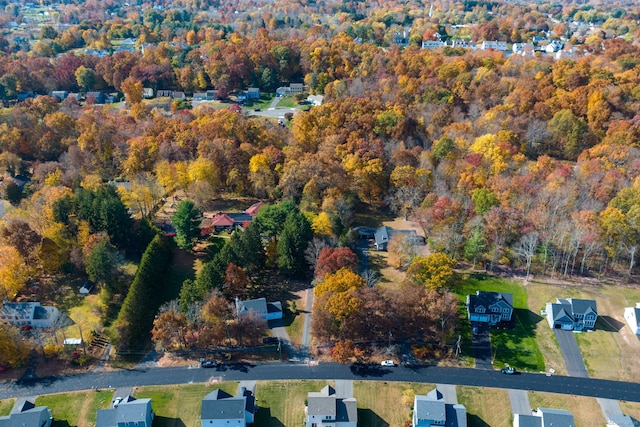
[414,395,446,423]
[244,202,264,217]
[536,407,574,427]
[211,213,234,226]
[201,389,245,420]
[96,396,152,427]
[467,291,514,312]
[237,298,268,315]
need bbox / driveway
[509,389,531,415]
[472,322,493,370]
[554,330,589,377]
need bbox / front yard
[35,390,112,427]
[457,386,511,427]
[527,391,605,426]
[354,381,436,427]
[254,380,329,426]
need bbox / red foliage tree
[314,247,358,277]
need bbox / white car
[112,397,123,408]
[380,360,396,367]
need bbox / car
[263,337,279,345]
[380,360,396,367]
[501,366,517,375]
[112,397,123,408]
[200,360,217,368]
[254,108,261,112]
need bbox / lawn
[63,294,105,341]
[274,96,297,108]
[134,382,238,427]
[619,401,640,421]
[354,381,436,427]
[35,390,112,427]
[457,386,511,427]
[284,291,307,347]
[528,391,605,426]
[527,280,640,381]
[457,275,546,372]
[255,380,329,426]
[244,94,275,110]
[0,398,15,416]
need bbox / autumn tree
[314,247,358,278]
[0,325,31,369]
[0,244,27,300]
[151,300,191,350]
[406,253,457,291]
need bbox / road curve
[1,363,639,402]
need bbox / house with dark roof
[0,400,52,427]
[466,291,514,326]
[0,301,60,328]
[374,226,424,251]
[413,388,467,427]
[513,407,574,427]
[235,297,283,322]
[200,388,255,427]
[545,298,597,331]
[305,385,357,427]
[202,202,264,234]
[96,396,153,427]
[624,303,640,335]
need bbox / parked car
[200,360,217,368]
[501,366,517,375]
[380,360,396,367]
[112,397,123,408]
[263,337,279,345]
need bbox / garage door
[561,323,573,330]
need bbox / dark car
[262,337,279,345]
[200,360,217,368]
[501,366,517,375]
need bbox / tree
[315,268,366,299]
[514,232,539,277]
[151,301,190,350]
[332,339,356,364]
[75,66,96,91]
[172,200,201,250]
[406,253,457,291]
[315,247,358,278]
[3,180,22,206]
[387,233,419,269]
[0,244,27,300]
[85,237,121,293]
[464,227,486,269]
[121,77,143,105]
[0,325,30,369]
[277,210,312,275]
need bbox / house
[512,43,534,55]
[96,395,154,427]
[206,90,219,100]
[466,291,514,326]
[247,88,260,99]
[607,414,636,427]
[307,94,324,106]
[481,40,507,51]
[374,226,424,251]
[305,385,357,427]
[172,91,186,100]
[624,303,640,334]
[157,90,173,98]
[235,297,283,321]
[544,40,564,53]
[244,201,264,217]
[0,300,60,328]
[51,91,69,101]
[142,88,154,99]
[17,92,35,102]
[0,400,52,427]
[513,407,574,427]
[413,388,467,427]
[79,281,94,297]
[393,30,409,47]
[204,202,264,233]
[193,92,207,101]
[449,40,472,49]
[86,92,105,103]
[422,40,446,49]
[290,83,304,93]
[200,388,256,427]
[545,298,597,331]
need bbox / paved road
[472,322,493,370]
[300,287,313,355]
[554,330,589,377]
[3,363,640,403]
[508,389,531,415]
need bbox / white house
[305,385,357,427]
[201,388,255,427]
[422,40,446,49]
[0,301,60,328]
[624,303,640,334]
[235,297,283,321]
[481,40,507,51]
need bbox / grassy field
[255,380,329,426]
[284,291,307,347]
[134,382,238,427]
[354,381,436,427]
[274,96,297,108]
[457,386,511,427]
[35,390,112,427]
[458,275,546,372]
[63,294,105,340]
[619,401,640,421]
[0,398,15,416]
[527,280,640,381]
[528,391,605,426]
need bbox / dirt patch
[157,353,198,367]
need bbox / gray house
[374,226,424,251]
[466,291,514,325]
[513,407,574,427]
[235,297,283,322]
[96,396,154,427]
[201,388,255,427]
[305,385,357,427]
[0,401,52,427]
[545,298,597,331]
[413,388,467,427]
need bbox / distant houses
[374,226,424,251]
[201,202,264,234]
[513,407,574,427]
[235,297,283,322]
[96,396,154,427]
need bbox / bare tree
[305,237,330,272]
[360,269,380,288]
[514,232,539,278]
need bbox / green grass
[457,275,545,372]
[354,381,436,427]
[284,305,305,347]
[135,383,238,427]
[244,94,275,110]
[35,390,112,427]
[274,96,297,108]
[457,386,511,427]
[0,398,15,416]
[255,380,329,426]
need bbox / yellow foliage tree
[314,267,366,299]
[312,212,333,237]
[0,245,27,299]
[0,325,30,368]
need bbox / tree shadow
[489,308,545,371]
[357,408,390,427]
[467,414,490,427]
[51,420,72,427]
[349,363,391,378]
[153,415,187,427]
[254,407,285,427]
[597,315,625,332]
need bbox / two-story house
[413,388,467,427]
[0,400,52,427]
[96,396,154,427]
[201,388,256,427]
[0,301,60,328]
[466,291,514,326]
[305,385,357,427]
[514,407,574,427]
[545,298,597,331]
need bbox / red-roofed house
[245,202,264,217]
[200,202,265,235]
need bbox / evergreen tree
[172,200,201,250]
[277,211,312,276]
